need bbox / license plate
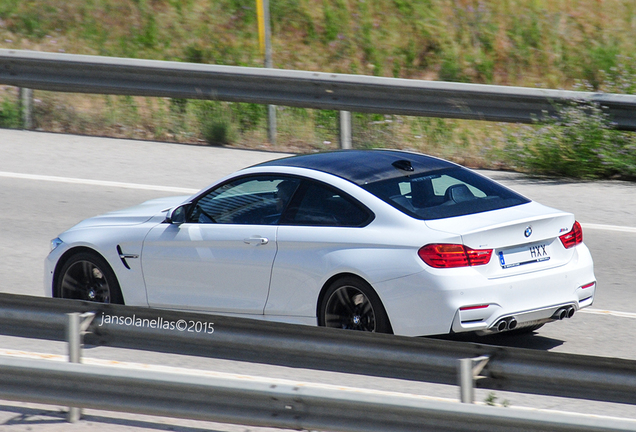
[498,243,550,269]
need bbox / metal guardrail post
[267,104,277,144]
[66,312,95,423]
[18,87,32,130]
[339,110,352,149]
[262,0,277,145]
[459,356,490,403]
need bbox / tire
[55,251,124,304]
[318,276,392,334]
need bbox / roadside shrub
[508,101,636,179]
[203,120,230,145]
[507,53,636,180]
[197,101,232,145]
[0,97,20,128]
[595,55,636,95]
[199,106,228,146]
[230,102,266,133]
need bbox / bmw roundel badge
[524,226,533,238]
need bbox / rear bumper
[377,244,596,336]
[453,294,593,335]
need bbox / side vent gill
[117,245,139,270]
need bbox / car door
[141,175,300,314]
[265,180,375,317]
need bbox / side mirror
[165,203,190,225]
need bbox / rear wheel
[318,277,392,334]
[55,251,124,304]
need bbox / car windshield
[361,167,530,220]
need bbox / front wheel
[55,251,124,304]
[318,277,392,334]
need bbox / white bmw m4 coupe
[45,150,596,336]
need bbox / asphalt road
[0,129,636,429]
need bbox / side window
[284,181,372,227]
[190,176,300,225]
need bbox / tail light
[418,244,493,268]
[460,304,490,311]
[559,221,583,249]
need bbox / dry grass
[1,0,635,168]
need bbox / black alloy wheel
[56,251,124,304]
[319,276,392,334]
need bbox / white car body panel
[142,223,278,314]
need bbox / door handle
[244,236,269,245]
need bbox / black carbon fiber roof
[254,150,456,185]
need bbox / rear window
[362,167,530,220]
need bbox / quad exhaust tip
[494,306,575,333]
[495,316,517,332]
[496,319,507,332]
[552,306,575,320]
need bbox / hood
[68,196,190,230]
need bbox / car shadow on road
[428,330,565,351]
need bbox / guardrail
[1,293,636,406]
[1,355,634,432]
[1,49,636,130]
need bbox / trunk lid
[425,202,576,278]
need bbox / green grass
[1,0,635,177]
[3,0,635,85]
[0,92,19,128]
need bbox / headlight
[50,237,63,252]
